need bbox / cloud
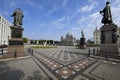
[71,11,101,40]
[26,0,35,5]
[73,0,120,40]
[112,0,120,6]
[51,16,71,29]
[111,0,120,26]
[5,0,16,8]
[9,0,16,7]
[62,0,68,7]
[38,16,70,30]
[0,0,16,11]
[26,0,43,10]
[111,6,120,26]
[0,10,9,16]
[58,16,70,22]
[77,1,98,12]
[48,4,57,14]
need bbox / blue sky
[0,0,120,41]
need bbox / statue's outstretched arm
[11,12,16,17]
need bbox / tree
[87,39,94,44]
[23,37,28,43]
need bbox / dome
[66,32,73,38]
[66,32,72,36]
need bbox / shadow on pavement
[0,62,25,80]
[27,70,49,80]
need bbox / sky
[0,0,120,41]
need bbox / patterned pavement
[1,46,120,80]
[32,46,98,80]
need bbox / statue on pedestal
[99,1,120,59]
[9,8,24,45]
[100,1,113,25]
[81,30,84,38]
[79,30,86,49]
[80,30,85,45]
[11,8,24,26]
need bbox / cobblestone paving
[0,58,49,80]
[1,46,120,80]
[33,46,98,80]
[34,46,88,65]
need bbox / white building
[93,27,101,44]
[61,32,77,46]
[93,27,120,44]
[0,15,11,45]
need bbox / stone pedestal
[79,38,86,49]
[100,44,120,58]
[99,24,120,59]
[7,26,26,58]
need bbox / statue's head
[16,8,21,10]
[106,1,110,5]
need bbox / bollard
[28,48,29,53]
[105,52,108,60]
[32,49,33,55]
[28,48,30,53]
[14,50,17,58]
[96,48,99,55]
[93,48,95,55]
[88,48,90,57]
[1,48,3,55]
[48,76,52,80]
[30,48,32,54]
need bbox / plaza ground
[0,46,120,80]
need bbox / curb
[0,56,31,62]
[91,55,120,62]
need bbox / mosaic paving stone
[56,67,75,79]
[34,47,87,65]
[33,47,98,80]
[69,63,82,71]
[49,62,62,70]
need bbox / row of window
[0,15,11,45]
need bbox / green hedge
[87,44,100,47]
[32,45,57,48]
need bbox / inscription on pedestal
[11,26,24,38]
[100,24,118,44]
[9,26,24,45]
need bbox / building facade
[61,32,76,46]
[93,27,101,44]
[93,27,120,44]
[0,15,11,45]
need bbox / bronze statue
[11,8,24,26]
[100,1,113,25]
[81,30,84,38]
